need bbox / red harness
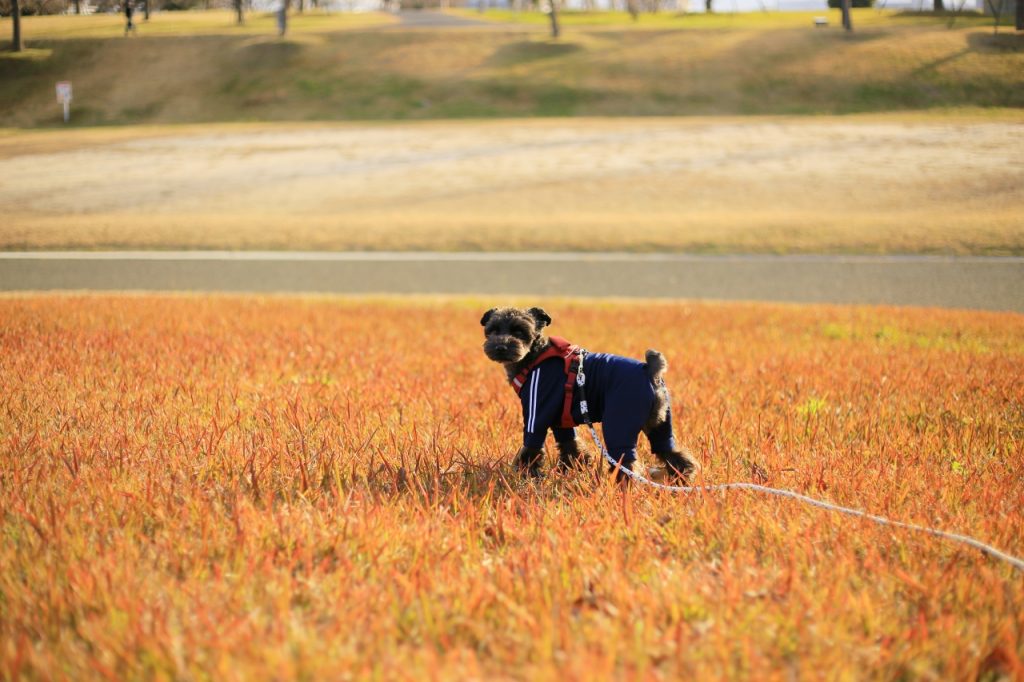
[510,336,583,429]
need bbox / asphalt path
[391,9,498,28]
[2,252,1022,312]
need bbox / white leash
[573,356,1024,574]
[587,422,1024,573]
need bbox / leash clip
[574,348,588,387]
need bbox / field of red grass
[2,295,1023,679]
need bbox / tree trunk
[234,0,244,23]
[143,0,150,20]
[73,0,81,14]
[547,0,559,37]
[1017,0,1022,29]
[705,0,712,11]
[278,0,289,35]
[297,0,303,13]
[933,0,944,10]
[840,0,852,31]
[11,0,23,52]
[986,0,1000,33]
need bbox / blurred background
[1,0,1021,307]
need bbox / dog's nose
[495,343,508,353]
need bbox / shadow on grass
[340,455,613,509]
[967,30,1024,50]
[485,39,585,67]
[910,46,971,76]
[240,38,304,60]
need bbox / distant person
[276,2,287,36]
[124,0,136,35]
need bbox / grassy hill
[1,9,1022,127]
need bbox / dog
[481,306,698,483]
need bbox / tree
[705,0,712,11]
[233,0,243,23]
[10,0,23,52]
[840,0,853,31]
[1017,0,1022,29]
[985,0,1003,33]
[546,0,559,38]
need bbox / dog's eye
[510,325,531,339]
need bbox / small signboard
[56,81,72,123]
[56,81,72,103]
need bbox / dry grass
[2,294,1023,678]
[1,118,1022,254]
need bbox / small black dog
[481,306,698,482]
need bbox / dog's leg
[653,448,700,484]
[514,445,544,478]
[609,453,634,485]
[554,436,588,472]
[642,378,699,484]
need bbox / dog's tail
[645,349,667,385]
[644,349,671,431]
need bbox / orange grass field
[2,294,1023,680]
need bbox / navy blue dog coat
[518,350,677,467]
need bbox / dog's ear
[528,307,551,328]
[480,308,498,327]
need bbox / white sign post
[56,81,73,123]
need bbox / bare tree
[277,0,289,35]
[945,0,969,28]
[985,0,1003,33]
[10,0,23,51]
[840,0,853,30]
[547,0,559,37]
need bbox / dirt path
[3,251,1022,312]
[1,118,1021,254]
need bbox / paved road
[392,9,498,28]
[2,252,1022,312]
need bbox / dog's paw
[514,446,544,478]
[606,457,635,486]
[555,438,589,473]
[655,449,699,484]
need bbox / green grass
[1,9,1022,126]
[452,6,1007,28]
[0,8,393,40]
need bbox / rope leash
[573,353,1024,574]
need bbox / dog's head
[480,307,552,365]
